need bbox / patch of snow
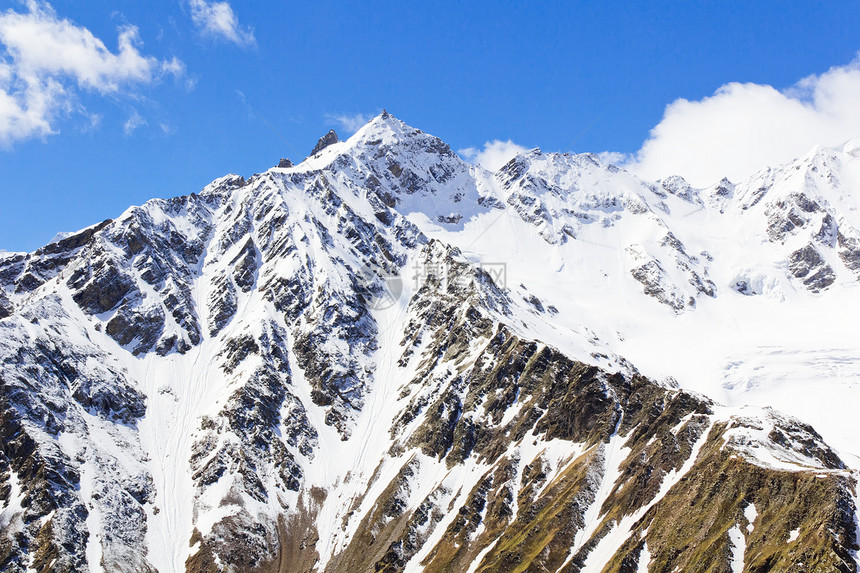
[465,536,503,573]
[744,503,758,533]
[0,468,24,532]
[727,524,746,573]
[718,407,841,472]
[498,388,522,427]
[572,433,630,555]
[637,541,652,573]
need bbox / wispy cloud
[0,1,183,145]
[187,0,255,47]
[325,112,373,135]
[123,109,146,136]
[596,151,628,166]
[623,55,860,186]
[459,140,528,172]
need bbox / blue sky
[2,0,860,252]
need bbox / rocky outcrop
[788,243,836,292]
[311,129,339,156]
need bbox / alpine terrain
[0,112,858,572]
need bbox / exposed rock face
[838,229,860,274]
[0,290,12,319]
[788,243,837,292]
[311,129,339,156]
[0,113,858,572]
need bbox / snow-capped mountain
[0,112,858,572]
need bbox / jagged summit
[0,116,858,572]
[311,128,339,156]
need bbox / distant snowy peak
[723,142,860,293]
[495,149,659,242]
[735,141,860,213]
[276,111,489,230]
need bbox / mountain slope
[0,113,857,572]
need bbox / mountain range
[0,112,858,572]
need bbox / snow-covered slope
[0,113,857,572]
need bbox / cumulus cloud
[0,1,183,145]
[624,57,860,187]
[325,112,373,135]
[187,0,255,47]
[459,139,529,172]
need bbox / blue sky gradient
[1,0,859,251]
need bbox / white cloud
[82,112,102,132]
[187,0,255,47]
[325,112,373,135]
[123,109,146,135]
[597,151,628,166]
[161,56,186,80]
[459,139,528,172]
[0,1,183,145]
[624,56,860,187]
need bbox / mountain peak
[311,129,340,156]
[350,110,419,143]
